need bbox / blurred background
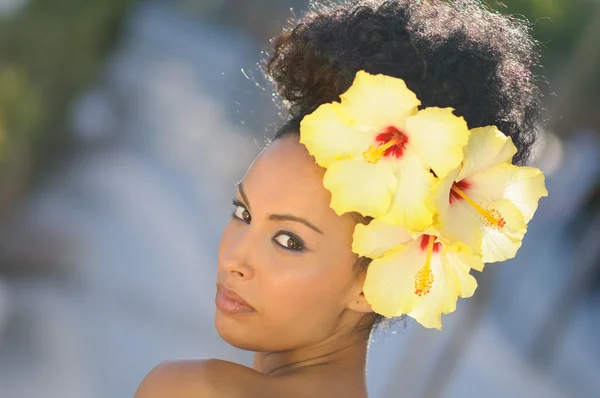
[0,0,598,397]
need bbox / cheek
[217,220,243,268]
[260,254,353,325]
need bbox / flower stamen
[451,185,506,229]
[363,126,408,163]
[363,136,402,163]
[415,235,435,297]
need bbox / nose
[218,227,255,281]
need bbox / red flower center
[450,180,506,229]
[375,126,409,158]
[419,234,442,253]
[450,180,471,204]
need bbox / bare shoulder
[134,359,276,398]
[134,359,367,398]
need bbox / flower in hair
[300,71,470,231]
[432,126,548,263]
[353,219,481,329]
[299,70,548,329]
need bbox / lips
[215,284,255,314]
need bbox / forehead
[243,136,328,208]
[242,136,350,228]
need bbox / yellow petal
[300,102,374,168]
[408,244,480,329]
[405,107,470,179]
[443,249,483,288]
[436,197,483,255]
[456,126,518,181]
[432,168,483,252]
[353,219,413,258]
[379,153,437,231]
[406,269,448,328]
[480,199,527,263]
[323,159,396,218]
[407,260,462,330]
[340,71,420,131]
[363,238,431,318]
[437,176,528,263]
[467,163,548,223]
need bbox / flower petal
[436,177,528,263]
[340,71,420,131]
[443,249,483,287]
[363,238,429,318]
[436,198,483,255]
[323,159,396,218]
[407,259,460,329]
[408,247,480,329]
[406,107,470,179]
[480,199,527,263]
[467,163,548,223]
[353,219,413,259]
[456,126,518,181]
[379,153,437,231]
[432,168,483,252]
[300,102,374,168]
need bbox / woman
[135,1,547,397]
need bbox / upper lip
[217,283,255,309]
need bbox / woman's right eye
[232,201,251,223]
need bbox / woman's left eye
[273,233,304,251]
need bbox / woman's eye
[232,204,251,223]
[273,233,304,251]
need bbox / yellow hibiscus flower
[433,126,548,263]
[353,219,481,329]
[300,71,470,231]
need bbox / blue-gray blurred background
[0,0,599,397]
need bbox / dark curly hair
[264,0,544,329]
[266,0,543,165]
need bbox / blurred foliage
[490,0,593,61]
[0,66,42,150]
[0,0,138,216]
[177,0,308,39]
[487,0,600,129]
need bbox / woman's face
[215,135,370,352]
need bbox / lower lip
[215,290,255,314]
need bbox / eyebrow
[237,181,251,211]
[269,214,324,235]
[236,182,324,235]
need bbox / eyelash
[273,231,304,252]
[232,200,251,223]
[231,200,305,252]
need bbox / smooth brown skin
[135,136,375,398]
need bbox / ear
[347,290,374,314]
[346,271,374,314]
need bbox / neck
[252,321,372,377]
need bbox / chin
[214,309,264,352]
